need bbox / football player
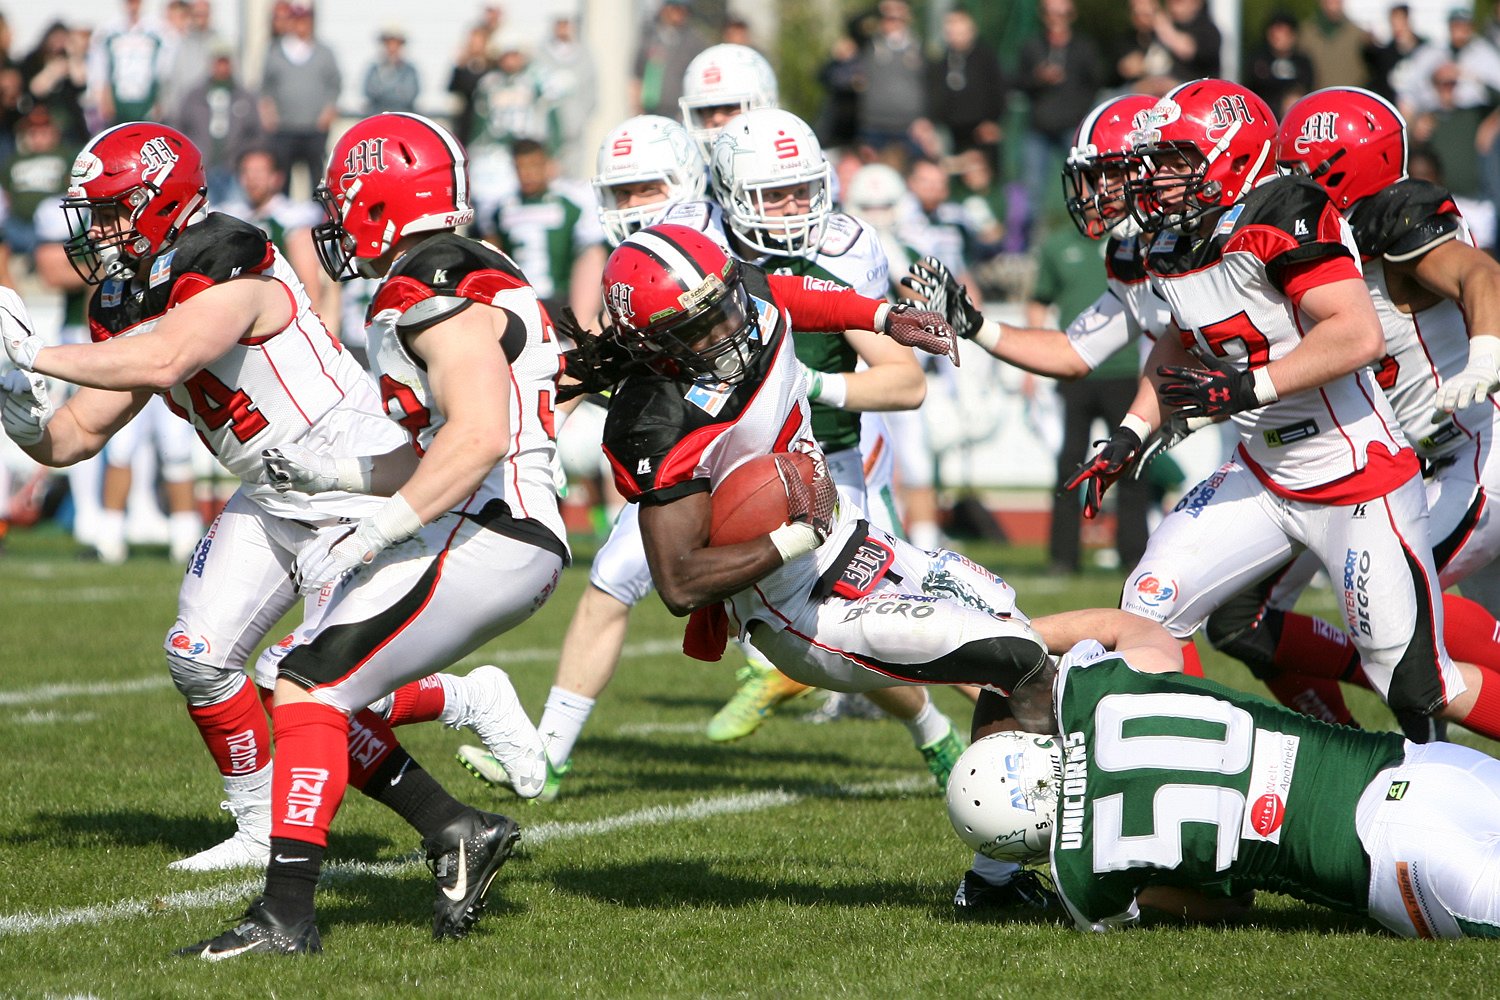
[591,115,708,248]
[1194,87,1500,714]
[0,123,547,880]
[951,640,1500,938]
[173,112,571,956]
[678,43,778,157]
[1061,79,1500,744]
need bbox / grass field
[3,526,1498,998]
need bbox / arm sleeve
[766,273,883,333]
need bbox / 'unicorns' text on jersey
[366,233,568,553]
[1146,176,1416,500]
[87,211,404,519]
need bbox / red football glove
[881,303,961,366]
[1063,424,1143,519]
[779,451,837,542]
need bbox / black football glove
[1156,364,1275,419]
[1063,424,1142,519]
[1130,413,1212,480]
[900,256,984,341]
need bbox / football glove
[292,494,423,592]
[1064,420,1144,519]
[1130,412,1213,480]
[900,256,985,341]
[878,302,961,366]
[0,369,52,446]
[1157,364,1277,419]
[0,287,43,372]
[1435,334,1500,418]
[262,442,374,495]
[769,450,838,562]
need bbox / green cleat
[457,745,570,803]
[920,725,966,790]
[705,662,814,743]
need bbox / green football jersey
[763,213,888,454]
[1049,647,1406,931]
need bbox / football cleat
[450,665,549,799]
[457,746,570,803]
[169,799,271,872]
[705,662,814,742]
[424,809,521,940]
[919,725,966,791]
[952,868,1059,916]
[176,897,321,960]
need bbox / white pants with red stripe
[1429,429,1500,611]
[1124,460,1463,721]
[1358,740,1500,939]
[270,512,563,714]
[743,535,1042,694]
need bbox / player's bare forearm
[995,325,1093,379]
[1261,278,1383,396]
[639,494,784,616]
[1030,609,1183,673]
[842,329,924,411]
[1412,238,1500,336]
[1137,886,1254,923]
[26,387,147,466]
[363,446,423,496]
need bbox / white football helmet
[711,108,831,259]
[680,43,779,155]
[592,115,707,247]
[946,731,1062,864]
[843,163,907,231]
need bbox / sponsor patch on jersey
[749,294,776,344]
[1130,574,1177,609]
[148,248,177,288]
[1151,231,1178,255]
[1214,204,1244,236]
[1262,419,1318,447]
[1241,728,1299,844]
[684,380,733,416]
[1386,779,1409,801]
[101,279,124,308]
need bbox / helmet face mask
[711,108,832,259]
[1063,94,1157,240]
[626,280,760,384]
[592,115,707,247]
[61,123,207,284]
[946,731,1063,864]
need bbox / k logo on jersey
[341,137,387,184]
[1294,111,1339,153]
[606,281,634,324]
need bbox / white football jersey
[1067,235,1174,373]
[1146,176,1414,501]
[365,233,566,549]
[88,212,404,521]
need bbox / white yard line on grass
[0,639,685,708]
[0,775,929,936]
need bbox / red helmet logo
[606,281,635,324]
[341,137,387,183]
[1208,94,1255,133]
[1294,112,1339,153]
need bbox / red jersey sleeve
[766,274,884,333]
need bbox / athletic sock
[380,675,450,726]
[971,852,1020,885]
[538,686,596,768]
[902,694,951,747]
[261,837,325,926]
[360,750,468,841]
[1460,672,1500,741]
[1180,641,1204,678]
[95,508,126,561]
[1261,673,1357,726]
[1442,594,1500,668]
[346,709,401,789]
[187,677,272,777]
[269,701,348,849]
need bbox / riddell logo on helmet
[341,137,387,183]
[1294,112,1339,153]
[606,281,634,320]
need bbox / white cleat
[169,800,270,872]
[451,665,548,799]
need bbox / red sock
[1442,594,1500,669]
[1181,640,1204,678]
[269,701,349,849]
[386,676,447,726]
[1260,673,1357,726]
[1273,612,1360,679]
[347,709,402,789]
[187,677,272,777]
[256,684,274,716]
[1459,671,1500,741]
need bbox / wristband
[873,302,892,332]
[336,456,376,493]
[1468,334,1500,367]
[973,320,1003,352]
[768,521,822,563]
[368,492,425,549]
[1251,367,1279,406]
[1120,412,1153,441]
[807,370,848,408]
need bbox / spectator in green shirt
[2,105,76,258]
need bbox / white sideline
[0,639,685,708]
[0,776,929,937]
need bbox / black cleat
[953,868,1058,916]
[424,809,521,940]
[176,897,321,960]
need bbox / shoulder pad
[1221,175,1348,269]
[1104,236,1148,284]
[375,234,532,321]
[1348,179,1462,261]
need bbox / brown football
[708,453,816,547]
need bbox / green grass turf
[2,527,1497,998]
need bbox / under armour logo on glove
[1157,364,1277,419]
[880,303,961,366]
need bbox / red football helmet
[1063,93,1157,239]
[60,122,207,284]
[1276,87,1407,209]
[601,223,759,384]
[1125,79,1278,232]
[314,112,475,280]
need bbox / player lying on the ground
[948,637,1500,938]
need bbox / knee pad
[1205,602,1284,679]
[164,630,243,707]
